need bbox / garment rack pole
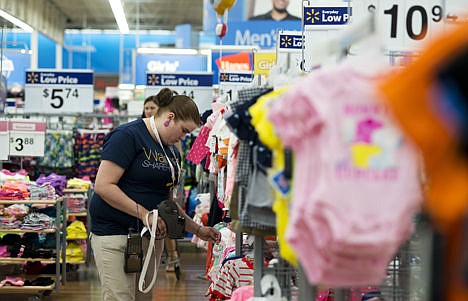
[298,263,316,301]
[235,228,243,257]
[254,235,264,297]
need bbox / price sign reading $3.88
[8,120,46,157]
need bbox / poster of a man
[248,0,301,21]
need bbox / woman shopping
[89,88,221,301]
[141,93,182,273]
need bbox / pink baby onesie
[268,58,422,287]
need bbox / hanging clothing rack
[0,112,141,129]
[0,112,140,119]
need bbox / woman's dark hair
[141,95,158,118]
[154,88,201,125]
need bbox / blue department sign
[303,1,351,29]
[221,21,301,48]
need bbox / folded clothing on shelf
[24,276,54,287]
[0,276,25,287]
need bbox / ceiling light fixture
[136,48,200,55]
[119,83,135,90]
[108,0,129,34]
[0,9,33,32]
[209,45,260,51]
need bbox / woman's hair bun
[156,88,174,107]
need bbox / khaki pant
[90,232,164,301]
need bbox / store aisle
[2,242,209,301]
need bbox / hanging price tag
[352,0,444,52]
[24,69,94,113]
[277,30,304,52]
[145,72,214,113]
[276,30,305,72]
[8,120,46,157]
[302,1,351,72]
[218,71,254,102]
[0,121,8,160]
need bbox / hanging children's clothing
[249,87,298,266]
[74,129,108,181]
[36,131,74,168]
[223,86,276,235]
[268,56,422,286]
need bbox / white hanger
[249,274,287,301]
[268,64,303,90]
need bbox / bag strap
[138,209,159,293]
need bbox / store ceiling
[48,0,204,31]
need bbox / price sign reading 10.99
[24,70,94,113]
[354,0,444,52]
[8,120,46,157]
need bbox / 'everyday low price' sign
[145,72,214,113]
[25,69,94,113]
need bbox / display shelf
[63,188,91,266]
[62,188,88,193]
[0,257,56,264]
[0,228,56,233]
[0,197,67,292]
[0,283,55,292]
[0,199,59,205]
[66,260,86,265]
[66,235,87,240]
[67,212,87,217]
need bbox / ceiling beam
[0,0,67,44]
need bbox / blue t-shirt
[89,119,180,235]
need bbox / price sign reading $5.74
[25,70,94,113]
[42,88,79,109]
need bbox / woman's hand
[142,211,167,238]
[156,216,167,238]
[196,226,221,244]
